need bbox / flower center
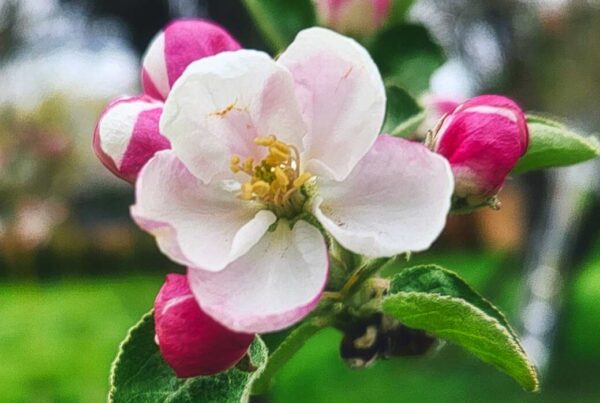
[230,135,314,218]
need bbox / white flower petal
[131,150,276,271]
[278,27,386,181]
[313,136,453,257]
[188,220,328,333]
[160,49,307,184]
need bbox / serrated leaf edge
[108,310,154,402]
[390,265,523,344]
[240,337,269,403]
[383,292,540,392]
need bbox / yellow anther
[268,147,290,163]
[293,172,313,188]
[243,157,254,173]
[252,181,270,197]
[270,180,282,192]
[229,155,241,173]
[230,135,311,215]
[274,167,289,187]
[240,183,254,200]
[271,141,291,154]
[254,135,276,146]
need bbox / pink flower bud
[315,0,392,37]
[432,95,529,206]
[154,274,254,378]
[142,19,241,101]
[93,95,170,183]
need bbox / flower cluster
[94,19,527,378]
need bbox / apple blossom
[93,19,240,183]
[430,95,529,208]
[154,274,254,377]
[314,0,392,36]
[131,27,454,334]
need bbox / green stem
[341,257,391,299]
[252,316,329,394]
[251,257,392,394]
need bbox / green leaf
[242,0,315,52]
[524,113,565,128]
[388,265,519,339]
[387,0,416,25]
[370,24,445,96]
[383,265,539,392]
[383,85,425,137]
[108,311,269,403]
[513,116,600,174]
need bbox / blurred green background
[2,245,600,402]
[1,0,600,402]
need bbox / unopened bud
[154,274,254,377]
[314,0,392,37]
[431,95,529,208]
[142,19,241,100]
[93,95,169,183]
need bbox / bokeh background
[1,0,599,401]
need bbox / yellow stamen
[274,167,289,187]
[293,172,313,188]
[243,157,254,173]
[229,155,241,173]
[267,147,290,164]
[271,141,291,154]
[229,135,314,217]
[252,181,270,197]
[270,180,283,192]
[254,135,276,146]
[240,183,253,200]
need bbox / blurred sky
[0,0,138,108]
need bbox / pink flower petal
[142,19,241,100]
[278,27,386,181]
[155,274,254,377]
[188,220,328,333]
[313,135,453,257]
[131,150,276,271]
